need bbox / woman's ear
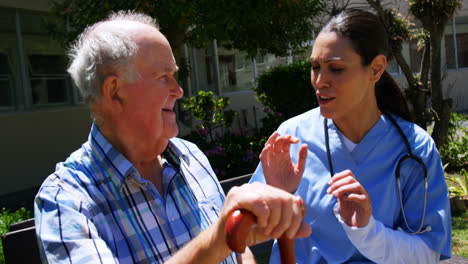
[369,54,387,82]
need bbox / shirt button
[171,217,175,221]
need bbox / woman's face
[310,32,377,122]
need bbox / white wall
[0,107,92,196]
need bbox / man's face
[119,28,183,157]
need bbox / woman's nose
[312,70,329,89]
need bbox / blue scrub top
[250,108,451,263]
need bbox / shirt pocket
[196,192,225,228]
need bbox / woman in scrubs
[250,8,451,263]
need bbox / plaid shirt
[34,124,237,264]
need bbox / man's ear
[369,54,387,82]
[101,75,124,111]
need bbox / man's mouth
[162,108,174,113]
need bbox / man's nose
[172,78,184,98]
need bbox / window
[205,55,240,93]
[220,55,237,86]
[0,8,17,109]
[28,54,70,105]
[0,8,80,110]
[445,33,468,69]
[21,11,73,106]
[0,53,13,107]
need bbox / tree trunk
[429,29,452,148]
[393,51,417,89]
[412,43,431,130]
[392,51,426,124]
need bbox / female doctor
[250,8,451,263]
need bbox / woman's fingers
[259,143,273,166]
[327,170,368,201]
[328,169,354,183]
[297,144,308,175]
[265,131,279,150]
[273,135,300,153]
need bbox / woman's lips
[317,95,335,105]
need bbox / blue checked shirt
[34,124,237,263]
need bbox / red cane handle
[224,198,306,264]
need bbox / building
[0,0,467,206]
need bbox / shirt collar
[88,122,136,189]
[88,123,190,190]
[164,139,192,169]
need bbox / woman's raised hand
[260,131,308,193]
[327,170,373,227]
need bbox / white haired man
[34,11,310,264]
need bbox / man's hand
[327,170,373,227]
[260,131,308,193]
[166,182,311,264]
[221,182,311,246]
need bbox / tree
[365,0,462,148]
[408,0,462,148]
[47,0,325,61]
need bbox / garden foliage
[254,60,318,136]
[446,169,468,198]
[439,112,468,172]
[183,61,318,181]
[181,91,265,181]
[254,60,317,120]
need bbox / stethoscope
[324,113,431,234]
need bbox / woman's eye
[330,68,344,72]
[311,65,320,71]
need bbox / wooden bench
[2,174,466,263]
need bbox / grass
[452,210,468,258]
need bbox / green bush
[181,91,236,142]
[439,112,468,172]
[253,60,318,120]
[182,91,264,181]
[446,169,468,198]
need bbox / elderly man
[34,11,309,264]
